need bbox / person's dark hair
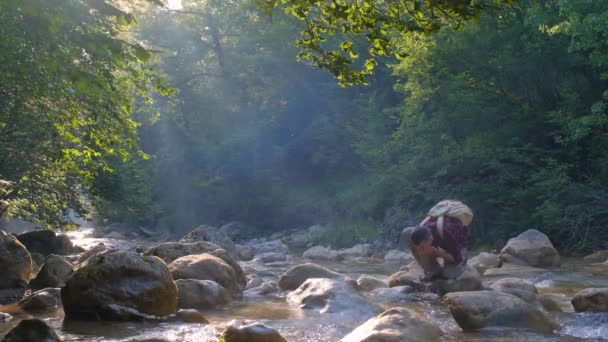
[411,226,432,246]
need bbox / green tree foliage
[0,0,170,229]
[259,0,518,85]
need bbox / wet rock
[383,250,413,264]
[0,312,12,322]
[169,253,246,294]
[29,255,73,290]
[483,263,547,277]
[0,230,32,289]
[20,288,61,312]
[174,309,209,324]
[303,245,340,261]
[16,230,81,256]
[180,225,236,256]
[30,253,45,273]
[246,274,264,290]
[235,244,255,261]
[145,241,222,264]
[389,262,482,295]
[279,263,347,290]
[61,251,178,320]
[584,250,608,263]
[175,279,231,309]
[499,229,560,268]
[341,307,443,342]
[2,319,61,342]
[431,265,483,295]
[468,252,500,274]
[443,290,558,332]
[221,321,287,342]
[248,239,289,255]
[244,281,279,298]
[76,243,109,265]
[356,275,387,291]
[370,286,417,303]
[572,288,608,312]
[254,252,287,263]
[288,278,381,316]
[490,278,538,303]
[339,244,373,260]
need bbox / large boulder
[356,275,388,292]
[443,291,558,333]
[220,321,287,342]
[19,288,61,312]
[303,245,340,261]
[388,261,482,295]
[584,250,608,263]
[2,319,61,342]
[175,279,231,309]
[0,230,32,289]
[29,255,73,290]
[571,288,608,312]
[287,278,381,316]
[490,278,539,303]
[341,307,443,342]
[468,252,500,274]
[279,263,347,290]
[76,243,109,265]
[169,253,246,294]
[61,251,178,320]
[383,250,414,264]
[180,225,236,256]
[16,230,81,256]
[499,229,560,268]
[30,253,45,273]
[145,241,222,264]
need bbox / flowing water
[1,229,607,341]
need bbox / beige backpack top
[424,200,473,226]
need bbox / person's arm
[433,247,455,264]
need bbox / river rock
[388,261,425,288]
[443,290,558,332]
[169,253,246,294]
[303,245,340,261]
[180,225,237,256]
[283,230,312,249]
[248,239,289,255]
[499,229,560,268]
[16,230,82,256]
[370,286,418,303]
[236,244,255,261]
[254,252,286,263]
[175,279,231,309]
[61,251,178,320]
[0,230,32,289]
[490,278,538,303]
[584,250,608,263]
[244,281,279,298]
[288,278,381,316]
[30,253,45,273]
[2,319,61,342]
[357,275,388,291]
[76,243,109,265]
[383,250,413,264]
[339,244,373,259]
[247,274,264,289]
[279,263,347,290]
[221,321,287,342]
[468,252,500,273]
[484,263,547,277]
[174,309,209,324]
[145,241,222,263]
[218,221,253,242]
[29,255,73,290]
[20,288,61,312]
[571,288,608,312]
[432,265,483,295]
[341,307,443,342]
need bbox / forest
[2,0,608,254]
